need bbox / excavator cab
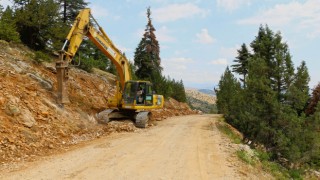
[123,81,154,107]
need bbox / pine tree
[231,43,250,87]
[304,103,320,166]
[0,4,3,16]
[170,80,187,102]
[250,25,294,102]
[306,83,320,115]
[134,7,162,81]
[286,61,310,115]
[216,24,317,168]
[13,0,60,50]
[0,6,20,42]
[59,0,88,24]
[215,67,241,116]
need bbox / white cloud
[196,28,215,44]
[210,58,228,65]
[1,0,12,7]
[219,45,240,59]
[156,26,176,42]
[90,5,109,18]
[153,3,209,23]
[162,57,221,85]
[238,0,320,38]
[216,0,251,12]
[163,57,193,70]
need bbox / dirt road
[0,114,269,179]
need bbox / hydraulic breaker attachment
[56,52,70,104]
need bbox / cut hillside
[186,89,216,113]
[0,41,195,165]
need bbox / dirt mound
[0,41,196,165]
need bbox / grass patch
[236,150,257,165]
[260,160,291,179]
[216,121,242,144]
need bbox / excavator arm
[56,8,131,104]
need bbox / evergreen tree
[134,7,162,81]
[171,80,187,102]
[286,61,310,115]
[306,83,320,115]
[215,67,241,116]
[231,43,250,87]
[13,0,60,50]
[216,25,316,167]
[245,57,279,144]
[0,6,20,42]
[59,0,88,24]
[250,25,294,102]
[0,4,3,16]
[304,103,320,166]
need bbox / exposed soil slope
[0,41,195,164]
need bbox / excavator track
[135,111,149,128]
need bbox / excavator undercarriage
[96,109,151,128]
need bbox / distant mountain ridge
[198,89,215,96]
[185,88,216,113]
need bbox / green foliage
[261,160,290,179]
[286,61,310,115]
[187,96,214,113]
[151,74,187,102]
[60,0,88,24]
[215,24,319,171]
[306,83,320,115]
[34,51,51,63]
[215,67,242,117]
[216,121,242,144]
[128,60,138,80]
[0,6,20,42]
[236,150,256,165]
[134,7,162,82]
[232,43,250,87]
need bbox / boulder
[27,73,53,91]
[19,108,36,128]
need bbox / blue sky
[1,0,319,89]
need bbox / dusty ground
[0,114,272,180]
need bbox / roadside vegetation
[215,25,320,179]
[217,117,303,179]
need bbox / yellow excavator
[55,8,164,128]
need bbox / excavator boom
[56,8,130,104]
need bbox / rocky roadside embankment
[0,41,196,166]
